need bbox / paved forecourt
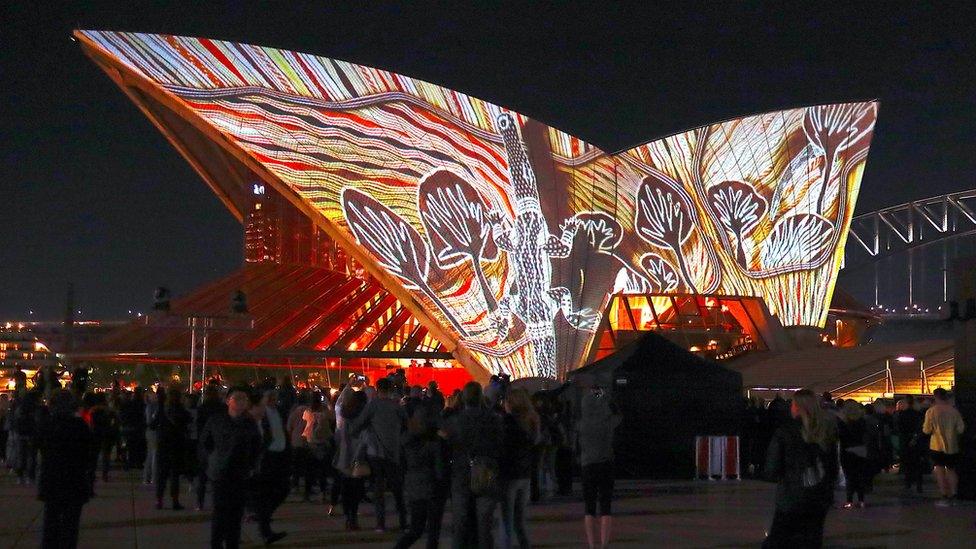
[0,470,973,548]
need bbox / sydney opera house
[74,30,877,385]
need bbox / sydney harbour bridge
[838,187,976,314]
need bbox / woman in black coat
[38,390,94,549]
[763,390,838,548]
[155,386,191,510]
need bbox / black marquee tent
[567,331,743,478]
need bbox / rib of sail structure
[76,30,877,380]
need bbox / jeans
[143,430,158,483]
[16,435,36,482]
[501,478,531,549]
[450,480,497,549]
[212,481,246,549]
[395,499,434,549]
[370,456,407,530]
[342,475,366,525]
[255,450,290,538]
[42,501,83,549]
[155,453,181,503]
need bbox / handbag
[351,459,372,478]
[469,455,499,496]
[349,432,372,478]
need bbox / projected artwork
[78,30,877,379]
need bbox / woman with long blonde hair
[500,388,540,548]
[763,389,838,548]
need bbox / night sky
[3,1,974,320]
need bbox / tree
[417,169,499,311]
[340,187,468,337]
[635,173,698,292]
[708,180,768,267]
[803,103,876,214]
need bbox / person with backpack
[301,392,334,502]
[349,377,408,532]
[440,381,503,548]
[333,380,369,530]
[763,389,839,548]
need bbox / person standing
[895,396,925,493]
[14,390,41,484]
[249,390,289,545]
[923,388,965,506]
[349,377,408,532]
[763,389,839,548]
[441,382,503,549]
[156,386,191,510]
[143,388,161,485]
[194,384,227,510]
[301,393,334,502]
[333,381,369,531]
[38,390,94,549]
[578,386,621,549]
[0,393,10,466]
[499,388,539,549]
[838,401,870,509]
[395,402,444,549]
[200,388,262,549]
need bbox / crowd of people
[754,387,966,548]
[0,372,621,549]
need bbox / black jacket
[38,415,94,504]
[500,414,534,481]
[443,407,502,479]
[764,419,838,513]
[401,432,444,501]
[200,412,262,483]
[158,404,192,461]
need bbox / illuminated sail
[77,30,876,379]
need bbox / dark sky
[3,1,974,320]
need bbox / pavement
[0,467,974,548]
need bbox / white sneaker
[935,498,952,507]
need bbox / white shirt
[266,407,286,452]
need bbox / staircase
[834,356,955,402]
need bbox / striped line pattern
[81,30,875,378]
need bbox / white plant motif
[760,213,834,271]
[418,169,499,311]
[635,174,698,292]
[803,103,876,213]
[708,180,768,267]
[341,187,468,337]
[639,253,680,293]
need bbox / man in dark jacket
[349,377,407,532]
[194,384,227,510]
[441,382,503,549]
[200,388,262,549]
[249,389,289,545]
[38,390,94,549]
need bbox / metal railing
[831,353,954,399]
